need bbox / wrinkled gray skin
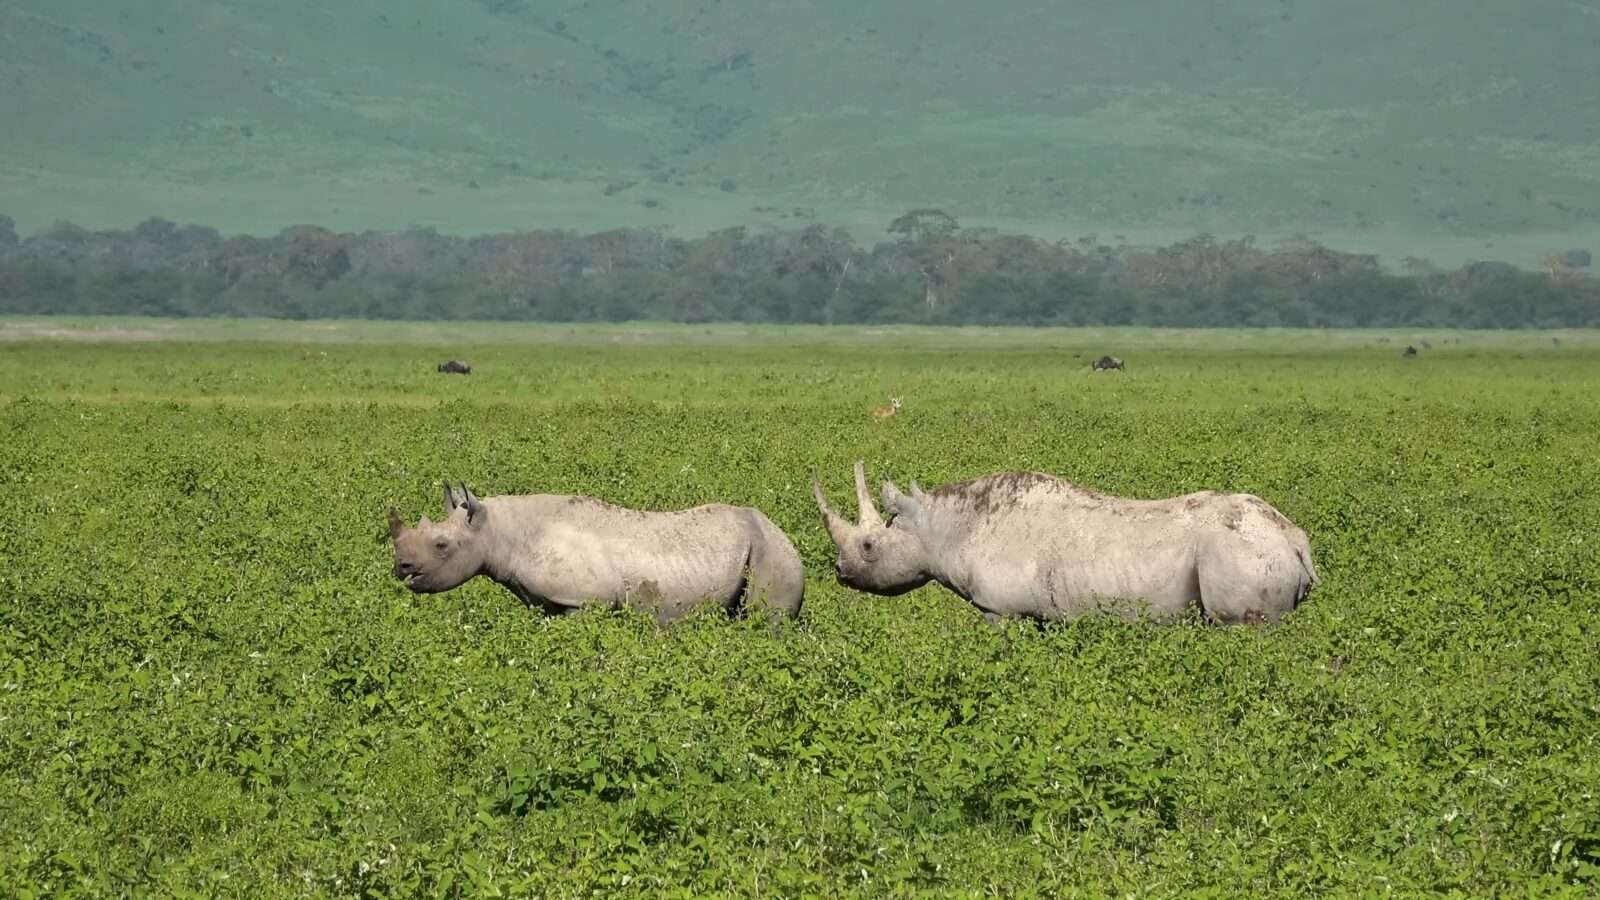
[812,462,1317,625]
[389,483,805,622]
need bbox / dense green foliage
[4,214,1597,327]
[2,323,1598,896]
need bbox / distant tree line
[0,211,1595,327]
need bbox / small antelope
[872,397,903,420]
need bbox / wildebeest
[388,482,805,622]
[438,360,471,374]
[1403,345,1418,357]
[1092,355,1125,371]
[811,462,1317,625]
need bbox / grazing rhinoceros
[811,462,1316,625]
[1092,355,1124,371]
[438,360,471,374]
[388,482,805,622]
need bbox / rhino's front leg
[498,579,575,616]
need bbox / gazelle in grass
[872,396,903,420]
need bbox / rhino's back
[494,495,757,551]
[489,495,765,610]
[1009,486,1300,545]
[945,474,1294,531]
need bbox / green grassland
[4,1,1600,267]
[1,320,1598,896]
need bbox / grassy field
[1,319,1597,896]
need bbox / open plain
[1,319,1597,896]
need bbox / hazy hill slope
[3,0,1597,265]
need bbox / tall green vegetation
[0,326,1597,895]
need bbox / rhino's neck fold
[908,497,981,597]
[476,522,524,594]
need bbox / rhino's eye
[860,538,875,555]
[434,538,450,552]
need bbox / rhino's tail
[1292,534,1318,608]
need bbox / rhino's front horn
[812,473,850,544]
[853,460,883,527]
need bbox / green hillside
[3,0,1598,266]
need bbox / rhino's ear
[387,508,405,540]
[443,481,460,514]
[462,484,486,528]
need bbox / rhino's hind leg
[1194,531,1307,625]
[737,512,806,620]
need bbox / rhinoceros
[388,482,805,622]
[811,462,1316,625]
[438,360,471,374]
[1092,355,1124,371]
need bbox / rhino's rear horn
[853,460,883,526]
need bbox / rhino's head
[812,461,933,596]
[387,482,491,593]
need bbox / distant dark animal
[437,360,471,374]
[1420,339,1432,349]
[1092,355,1125,371]
[1552,337,1562,346]
[1403,345,1418,357]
